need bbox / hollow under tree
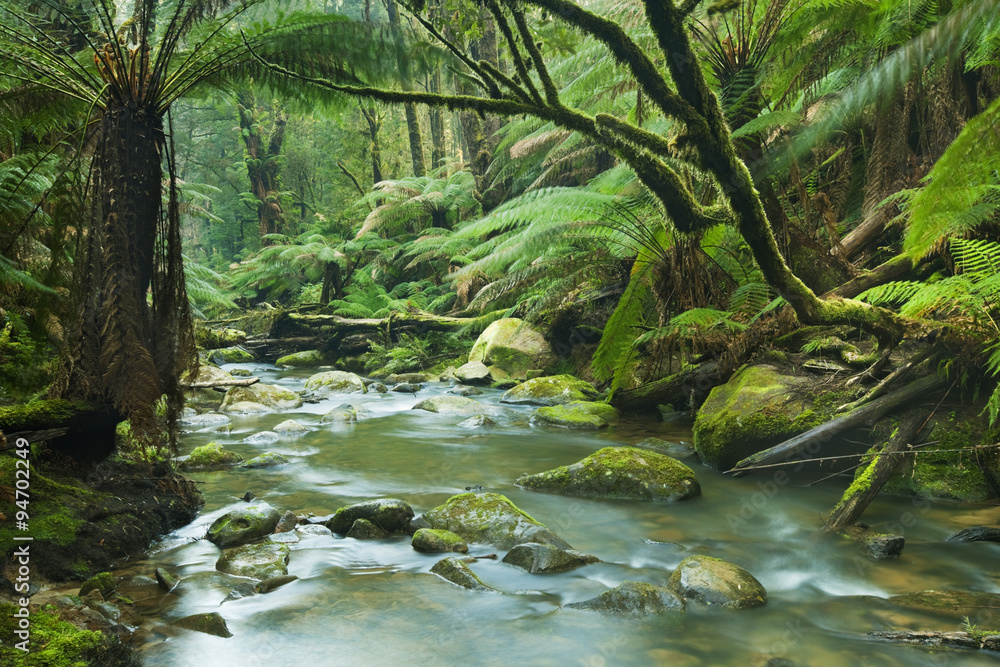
[246,0,949,349]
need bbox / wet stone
[501,543,599,574]
[171,612,233,638]
[346,518,390,539]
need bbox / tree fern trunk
[387,0,427,177]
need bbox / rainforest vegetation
[1,0,1000,664]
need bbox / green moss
[184,441,243,470]
[78,572,115,598]
[0,603,105,667]
[203,346,254,364]
[0,400,93,433]
[275,350,329,367]
[530,401,620,429]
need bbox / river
[130,363,1000,666]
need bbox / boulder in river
[303,370,366,396]
[457,415,496,429]
[667,555,767,610]
[412,395,517,421]
[412,528,469,554]
[255,574,298,594]
[243,430,280,445]
[633,437,696,459]
[275,350,329,368]
[500,375,599,406]
[468,318,555,381]
[171,612,233,638]
[565,581,685,615]
[182,364,235,386]
[219,400,274,415]
[391,382,423,393]
[273,419,308,434]
[204,346,254,364]
[320,405,357,423]
[386,372,433,384]
[454,361,492,385]
[430,557,499,592]
[516,447,700,502]
[181,442,244,471]
[220,383,303,412]
[530,401,620,429]
[325,498,415,535]
[215,541,290,580]
[346,518,390,539]
[206,503,282,548]
[691,365,819,470]
[501,543,599,573]
[180,412,231,428]
[423,492,571,550]
[945,526,1000,543]
[79,572,116,599]
[242,452,289,469]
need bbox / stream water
[127,363,999,666]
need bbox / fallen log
[867,630,1000,651]
[728,374,944,476]
[823,254,913,299]
[181,377,260,389]
[825,411,924,531]
[612,362,721,412]
[279,310,495,336]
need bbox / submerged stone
[242,431,280,445]
[325,498,414,535]
[457,415,496,429]
[412,395,517,420]
[79,572,116,599]
[392,382,423,393]
[530,401,620,429]
[430,557,499,592]
[888,590,1000,619]
[565,581,685,615]
[171,612,233,638]
[219,401,273,415]
[633,437,697,459]
[321,404,358,423]
[242,452,290,469]
[423,492,570,550]
[303,370,366,396]
[181,412,231,428]
[346,518,390,539]
[500,375,599,406]
[154,567,180,593]
[255,574,298,594]
[501,543,599,574]
[273,419,308,434]
[215,541,290,580]
[412,528,469,554]
[667,555,767,610]
[516,447,700,501]
[945,526,1000,543]
[206,503,282,548]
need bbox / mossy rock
[78,572,116,598]
[454,361,492,385]
[0,399,97,434]
[430,556,499,592]
[171,611,233,638]
[423,492,571,550]
[346,518,390,539]
[0,602,109,665]
[530,401,620,429]
[412,528,469,554]
[564,581,685,615]
[500,375,599,406]
[692,365,826,470]
[196,327,246,348]
[275,349,330,368]
[182,442,243,471]
[220,401,273,415]
[320,405,357,423]
[667,555,767,610]
[501,543,598,574]
[516,447,700,501]
[180,412,231,428]
[325,498,415,535]
[206,503,282,548]
[242,452,289,469]
[633,437,696,459]
[303,370,366,396]
[215,541,290,580]
[880,411,1000,501]
[182,364,235,385]
[468,318,556,381]
[204,346,255,364]
[412,395,517,421]
[273,419,308,433]
[220,383,302,412]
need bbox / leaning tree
[0,0,401,449]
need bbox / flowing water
[128,363,1000,666]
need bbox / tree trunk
[387,0,427,177]
[237,89,287,244]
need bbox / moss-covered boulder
[325,498,414,535]
[181,442,244,471]
[171,612,233,638]
[346,518,390,539]
[412,528,469,554]
[500,375,599,406]
[430,557,499,592]
[667,555,767,610]
[206,503,282,548]
[196,327,246,348]
[321,404,358,423]
[183,364,236,385]
[0,602,116,665]
[275,350,330,368]
[303,370,366,396]
[412,395,517,421]
[501,543,599,573]
[564,581,685,615]
[468,318,555,381]
[530,401,620,429]
[242,452,289,469]
[880,410,1000,501]
[243,430,280,445]
[273,419,308,434]
[220,383,302,412]
[457,415,496,429]
[215,541,290,580]
[78,572,116,598]
[204,346,255,364]
[423,492,571,550]
[221,401,273,415]
[692,365,822,470]
[516,447,700,501]
[454,361,492,385]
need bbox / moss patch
[0,603,107,667]
[530,401,620,429]
[182,442,243,470]
[423,492,570,550]
[275,350,329,367]
[0,400,95,434]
